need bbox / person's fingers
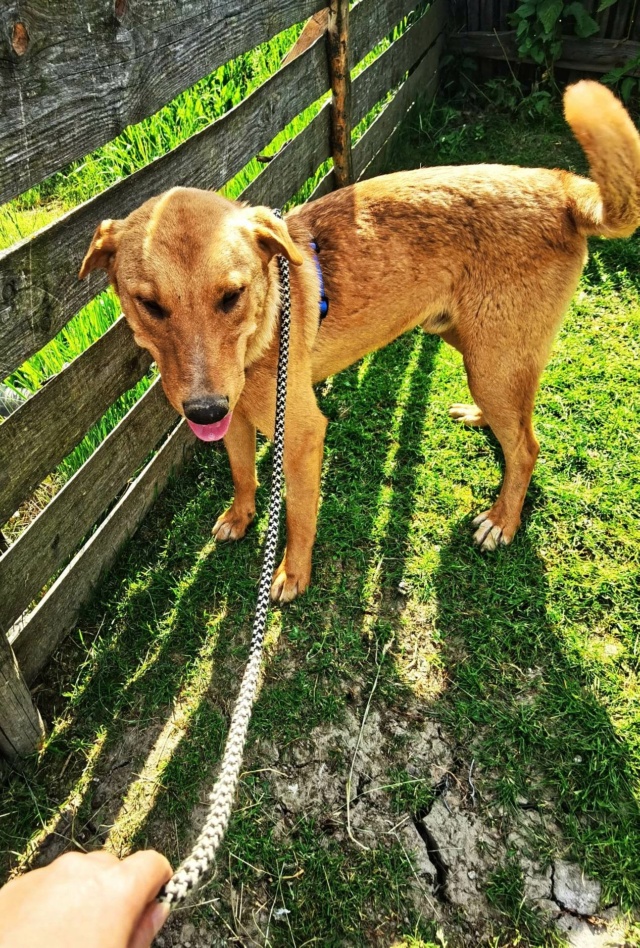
[55,849,120,872]
[83,850,122,866]
[128,900,170,948]
[118,850,173,908]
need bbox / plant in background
[603,52,640,102]
[510,0,610,66]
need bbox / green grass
[2,84,640,945]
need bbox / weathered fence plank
[0,378,176,634]
[243,105,333,208]
[282,9,330,67]
[449,31,640,74]
[0,630,45,760]
[0,35,330,380]
[10,421,195,686]
[351,0,424,65]
[311,0,446,198]
[0,317,152,528]
[0,0,325,207]
[353,0,447,128]
[354,38,444,180]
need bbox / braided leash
[159,217,291,907]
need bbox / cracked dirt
[152,700,631,946]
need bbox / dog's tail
[564,80,640,238]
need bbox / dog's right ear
[78,219,123,279]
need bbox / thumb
[129,899,170,948]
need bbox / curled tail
[564,80,640,238]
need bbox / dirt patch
[15,691,629,945]
[154,701,628,946]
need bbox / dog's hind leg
[434,326,489,428]
[212,410,258,542]
[463,354,541,552]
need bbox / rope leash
[158,219,291,907]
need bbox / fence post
[327,0,354,187]
[0,629,45,761]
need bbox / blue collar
[310,241,328,323]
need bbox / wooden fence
[450,0,640,75]
[0,0,447,760]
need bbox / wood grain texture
[282,8,330,66]
[0,377,176,634]
[354,39,443,180]
[352,0,447,128]
[351,0,422,65]
[0,34,330,380]
[449,30,640,72]
[243,104,332,208]
[0,629,45,760]
[610,1,632,40]
[327,0,354,187]
[0,0,324,206]
[10,421,195,686]
[0,316,152,528]
[309,0,445,199]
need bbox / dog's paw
[212,506,254,542]
[472,510,515,551]
[449,403,487,427]
[270,559,310,603]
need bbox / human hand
[0,849,172,948]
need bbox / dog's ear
[78,219,123,279]
[247,207,304,266]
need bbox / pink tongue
[187,412,232,442]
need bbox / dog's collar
[310,241,328,323]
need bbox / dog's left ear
[247,207,304,266]
[78,219,123,279]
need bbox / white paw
[449,403,485,426]
[472,511,510,551]
[212,509,252,542]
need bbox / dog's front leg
[271,401,328,603]
[212,410,258,542]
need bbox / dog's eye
[138,298,168,320]
[220,288,244,312]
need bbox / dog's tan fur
[80,81,640,601]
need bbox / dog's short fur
[80,81,640,601]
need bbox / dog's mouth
[186,412,233,442]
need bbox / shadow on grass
[432,522,640,908]
[2,325,639,940]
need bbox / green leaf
[621,76,635,102]
[537,0,563,34]
[597,0,618,10]
[565,2,601,38]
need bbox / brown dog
[80,81,640,601]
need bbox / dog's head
[79,188,303,440]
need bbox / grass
[2,81,640,945]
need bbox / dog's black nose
[183,395,229,425]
